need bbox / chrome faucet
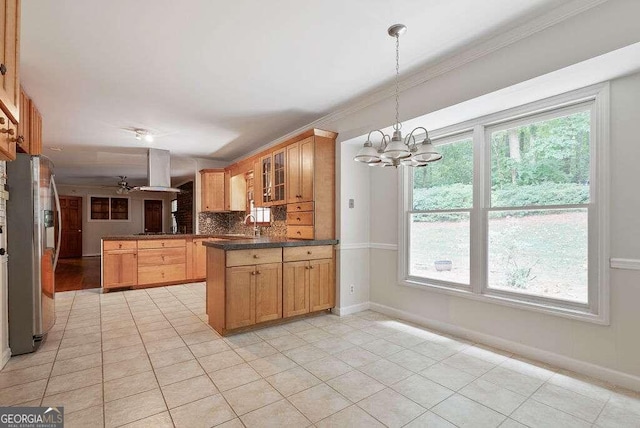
[244,214,260,237]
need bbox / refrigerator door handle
[52,175,62,271]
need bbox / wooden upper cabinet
[16,86,27,152]
[299,138,314,202]
[253,159,263,208]
[29,100,42,155]
[271,149,286,205]
[0,0,20,124]
[257,149,286,206]
[286,137,314,204]
[260,154,272,206]
[200,169,246,212]
[16,87,43,156]
[200,169,226,212]
[286,142,300,204]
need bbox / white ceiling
[21,0,574,185]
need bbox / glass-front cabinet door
[272,149,286,204]
[261,154,272,205]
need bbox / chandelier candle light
[354,24,442,168]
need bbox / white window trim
[87,195,132,223]
[398,82,610,325]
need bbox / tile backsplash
[198,205,287,237]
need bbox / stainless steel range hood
[134,148,181,193]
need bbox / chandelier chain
[394,33,401,131]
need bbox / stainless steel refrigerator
[7,154,60,355]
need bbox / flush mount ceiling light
[354,24,442,168]
[135,129,154,143]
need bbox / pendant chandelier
[354,24,442,168]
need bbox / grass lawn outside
[409,210,588,303]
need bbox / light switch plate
[349,199,354,209]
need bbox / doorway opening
[144,200,163,233]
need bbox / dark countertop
[203,237,339,250]
[101,234,245,241]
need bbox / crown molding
[229,0,607,164]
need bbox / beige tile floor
[0,283,639,427]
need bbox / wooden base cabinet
[309,258,335,312]
[283,261,309,317]
[192,238,208,279]
[103,250,138,289]
[226,262,282,330]
[207,245,335,335]
[283,258,334,316]
[226,265,256,330]
[255,263,282,323]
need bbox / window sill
[399,278,609,325]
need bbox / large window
[401,85,609,323]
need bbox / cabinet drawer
[138,248,186,266]
[104,240,137,251]
[286,212,314,226]
[138,264,186,284]
[287,202,314,213]
[283,245,333,262]
[226,248,282,267]
[138,239,186,249]
[287,226,314,240]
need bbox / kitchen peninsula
[204,238,338,336]
[101,234,226,290]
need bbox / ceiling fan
[113,176,134,195]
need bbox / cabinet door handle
[118,244,122,249]
[296,217,301,221]
[253,254,259,259]
[307,251,311,255]
[309,266,314,269]
[256,271,261,275]
[0,64,6,76]
[296,206,301,210]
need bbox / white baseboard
[0,347,11,369]
[334,302,370,316]
[369,302,640,392]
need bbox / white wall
[329,0,640,388]
[335,143,371,313]
[56,185,175,256]
[366,72,640,389]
